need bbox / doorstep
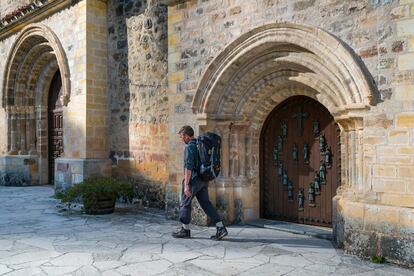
[247,219,333,241]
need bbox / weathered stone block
[390,5,410,19]
[409,36,414,51]
[381,193,414,208]
[388,130,409,144]
[363,136,387,145]
[364,204,400,232]
[407,180,414,194]
[344,230,378,258]
[373,165,397,177]
[395,113,414,128]
[400,166,414,178]
[380,236,414,268]
[397,19,414,36]
[373,179,406,193]
[398,53,414,70]
[399,147,414,154]
[394,85,414,101]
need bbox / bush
[60,177,134,214]
[371,255,385,264]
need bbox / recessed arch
[2,23,70,108]
[191,22,375,223]
[1,23,70,185]
[192,22,377,122]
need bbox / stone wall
[107,0,168,206]
[0,1,86,185]
[0,0,32,18]
[166,0,414,267]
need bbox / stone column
[19,108,28,155]
[237,126,247,178]
[218,124,230,178]
[8,108,18,155]
[28,107,37,155]
[246,130,254,178]
[229,127,239,178]
[15,108,21,154]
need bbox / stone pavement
[0,186,413,276]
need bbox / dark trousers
[179,178,221,225]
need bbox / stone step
[247,219,333,241]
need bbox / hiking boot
[172,227,191,239]
[210,226,228,240]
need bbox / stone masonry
[164,0,414,268]
[107,0,169,207]
[0,0,413,268]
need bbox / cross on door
[292,105,308,136]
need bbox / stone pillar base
[334,195,414,268]
[0,155,39,186]
[54,158,112,191]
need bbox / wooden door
[261,96,340,227]
[48,71,64,183]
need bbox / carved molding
[192,23,378,117]
[0,0,77,41]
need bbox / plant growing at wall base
[60,177,134,215]
[371,255,385,264]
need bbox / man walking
[172,125,228,240]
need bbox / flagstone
[0,186,413,276]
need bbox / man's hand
[184,185,192,198]
[184,168,192,198]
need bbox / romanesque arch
[2,24,70,156]
[192,23,377,222]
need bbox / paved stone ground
[0,186,413,276]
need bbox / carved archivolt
[2,24,70,155]
[192,22,377,129]
[192,22,377,200]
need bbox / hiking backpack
[196,132,221,181]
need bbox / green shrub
[371,255,385,264]
[60,177,134,212]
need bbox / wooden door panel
[48,71,64,183]
[261,96,340,227]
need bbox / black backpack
[196,132,221,181]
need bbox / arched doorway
[261,96,340,227]
[2,24,70,185]
[190,23,377,224]
[47,70,64,183]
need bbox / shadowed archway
[2,23,70,184]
